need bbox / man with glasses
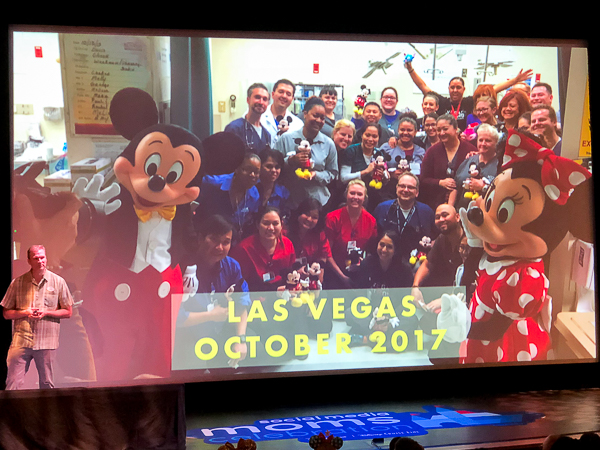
[372,172,436,268]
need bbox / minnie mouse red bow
[501,129,590,205]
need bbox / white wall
[209,37,562,131]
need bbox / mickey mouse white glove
[437,293,471,343]
[182,265,198,302]
[72,173,121,215]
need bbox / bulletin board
[60,33,153,136]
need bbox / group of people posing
[178,67,564,368]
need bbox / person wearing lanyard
[404,60,533,132]
[224,83,271,153]
[373,172,436,270]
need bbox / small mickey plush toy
[278,268,302,305]
[307,261,323,291]
[276,114,291,136]
[293,138,315,179]
[82,87,204,381]
[463,162,484,200]
[395,157,411,176]
[353,84,370,116]
[437,129,592,363]
[409,236,432,267]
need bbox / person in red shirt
[230,206,296,294]
[325,180,377,289]
[286,197,331,280]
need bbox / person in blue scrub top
[174,214,252,371]
[224,83,271,153]
[194,153,262,243]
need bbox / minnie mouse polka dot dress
[461,254,553,363]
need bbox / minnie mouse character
[82,87,204,380]
[438,129,592,363]
[368,153,390,190]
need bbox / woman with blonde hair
[326,118,356,211]
[324,179,377,288]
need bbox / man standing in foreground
[1,245,73,389]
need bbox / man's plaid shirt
[1,269,73,350]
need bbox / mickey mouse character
[438,129,592,363]
[276,114,292,136]
[82,87,204,381]
[353,85,370,116]
[293,138,315,179]
[463,162,485,200]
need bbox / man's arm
[3,307,34,320]
[412,259,430,288]
[42,304,72,319]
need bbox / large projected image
[8,29,596,390]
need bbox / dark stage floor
[184,387,600,449]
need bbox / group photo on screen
[7,29,596,390]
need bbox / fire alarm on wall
[313,63,319,74]
[35,46,43,58]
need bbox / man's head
[27,245,47,273]
[362,102,383,125]
[448,77,466,103]
[530,82,553,106]
[246,83,270,116]
[271,79,295,111]
[396,172,419,207]
[434,203,461,235]
[530,104,559,139]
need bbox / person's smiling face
[333,126,354,151]
[448,79,465,102]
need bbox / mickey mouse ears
[109,87,159,140]
[201,132,246,176]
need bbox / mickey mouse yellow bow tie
[134,205,176,222]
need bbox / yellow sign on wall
[579,77,591,158]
